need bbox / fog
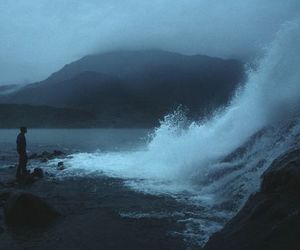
[0,0,299,85]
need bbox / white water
[49,20,300,246]
[63,20,300,193]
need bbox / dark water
[0,128,151,170]
[0,128,151,153]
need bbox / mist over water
[46,20,300,246]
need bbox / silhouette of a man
[16,126,28,180]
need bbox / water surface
[0,128,150,153]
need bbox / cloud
[0,0,299,84]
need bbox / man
[16,126,28,180]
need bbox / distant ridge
[0,50,245,127]
[0,104,96,128]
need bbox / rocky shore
[0,152,186,250]
[1,148,299,249]
[204,149,300,250]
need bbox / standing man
[16,126,28,180]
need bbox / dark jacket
[16,133,26,155]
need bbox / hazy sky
[0,0,299,85]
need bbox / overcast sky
[0,0,299,85]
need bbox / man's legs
[16,154,28,180]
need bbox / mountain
[0,50,245,127]
[0,84,20,95]
[43,50,242,85]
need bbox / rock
[261,149,300,194]
[0,189,12,207]
[204,149,300,250]
[4,192,60,227]
[30,150,65,162]
[40,158,48,163]
[53,150,64,156]
[0,189,11,201]
[57,161,65,170]
[41,151,50,156]
[28,153,38,159]
[16,171,35,185]
[31,167,44,178]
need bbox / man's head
[20,126,27,134]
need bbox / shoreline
[0,165,188,249]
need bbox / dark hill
[44,50,241,85]
[0,50,245,127]
[0,104,97,128]
[0,84,20,95]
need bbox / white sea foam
[64,20,300,198]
